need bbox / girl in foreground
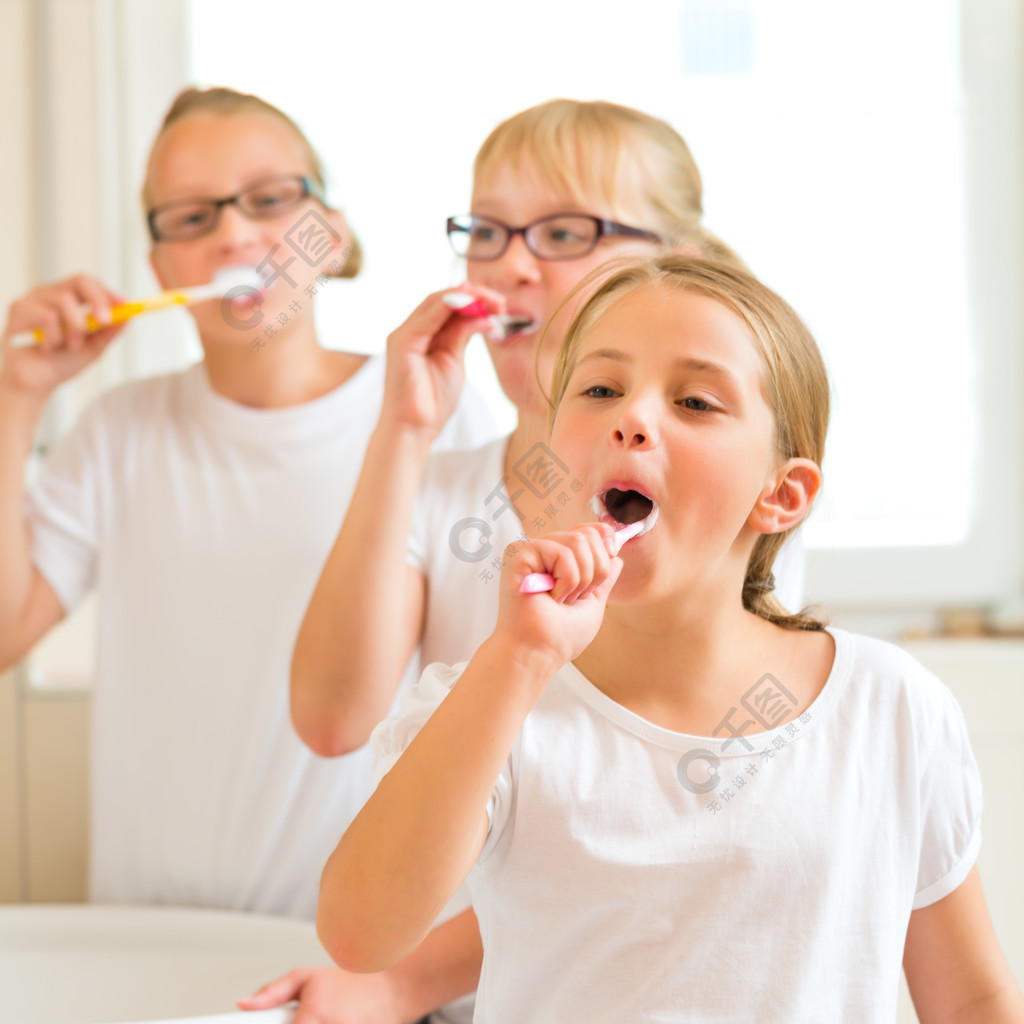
[316,255,1024,1022]
[261,98,748,1024]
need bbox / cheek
[151,245,207,289]
[465,263,488,286]
[549,412,593,476]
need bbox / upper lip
[597,478,657,501]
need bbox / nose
[211,202,263,255]
[488,231,542,286]
[611,395,658,449]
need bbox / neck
[199,316,365,409]
[574,590,811,734]
[505,405,550,467]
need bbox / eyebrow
[577,347,741,384]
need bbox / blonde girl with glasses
[0,85,495,1018]
[292,99,807,759]
[317,254,1024,1023]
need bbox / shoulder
[369,661,467,783]
[833,628,969,746]
[421,436,508,494]
[41,367,199,464]
[839,629,947,696]
[436,378,505,452]
[412,436,510,546]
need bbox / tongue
[605,488,653,525]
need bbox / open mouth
[589,487,659,536]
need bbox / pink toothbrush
[519,520,646,594]
[442,292,534,342]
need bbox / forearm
[941,987,1024,1024]
[291,420,433,754]
[384,909,484,1021]
[0,383,46,626]
[317,637,558,973]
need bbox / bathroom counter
[0,903,332,1023]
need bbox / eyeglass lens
[450,215,604,260]
[150,177,310,241]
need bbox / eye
[245,180,305,214]
[164,206,214,232]
[542,224,588,246]
[584,385,618,399]
[680,396,716,412]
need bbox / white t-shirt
[408,437,524,672]
[407,435,807,674]
[373,628,983,1024]
[26,356,496,919]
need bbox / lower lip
[600,514,644,535]
[495,323,536,342]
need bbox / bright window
[189,0,1023,620]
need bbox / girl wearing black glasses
[0,85,495,1022]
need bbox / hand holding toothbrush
[2,267,263,401]
[493,524,625,672]
[1,273,130,401]
[378,284,507,441]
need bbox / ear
[322,205,353,255]
[747,457,821,535]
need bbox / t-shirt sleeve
[24,405,106,614]
[370,660,465,785]
[912,680,984,909]
[369,659,514,844]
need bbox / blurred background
[0,2,1020,1017]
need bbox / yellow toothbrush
[9,266,263,348]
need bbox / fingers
[387,284,507,360]
[517,524,619,604]
[236,967,310,1009]
[4,275,122,352]
[74,274,116,330]
[50,291,89,351]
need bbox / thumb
[236,967,309,1009]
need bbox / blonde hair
[548,254,830,631]
[474,99,707,248]
[142,86,361,279]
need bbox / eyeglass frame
[146,174,327,243]
[446,212,662,261]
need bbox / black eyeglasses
[147,174,326,242]
[446,213,662,261]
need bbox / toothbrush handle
[519,572,556,594]
[7,296,183,348]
